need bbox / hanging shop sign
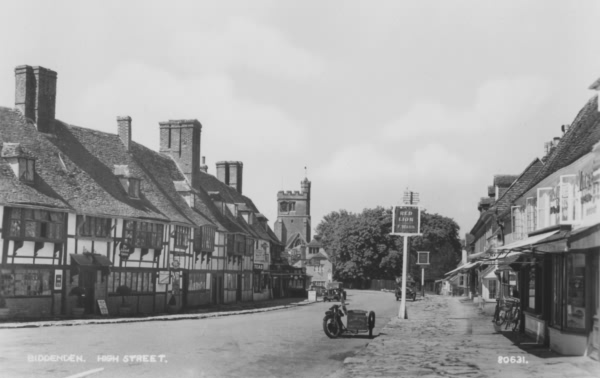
[391,205,421,235]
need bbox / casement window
[123,220,164,249]
[193,226,216,253]
[511,206,524,240]
[0,268,51,297]
[526,197,537,233]
[118,177,141,199]
[19,158,35,183]
[537,188,552,229]
[187,272,209,291]
[226,234,235,256]
[76,216,112,239]
[560,175,577,224]
[246,237,255,257]
[4,207,64,242]
[108,271,155,293]
[235,234,246,255]
[174,225,190,249]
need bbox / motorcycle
[322,299,376,338]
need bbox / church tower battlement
[275,177,311,247]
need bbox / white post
[421,267,425,297]
[399,235,408,319]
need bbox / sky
[0,0,598,238]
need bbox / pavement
[334,294,600,378]
[0,296,315,329]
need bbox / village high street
[1,291,598,377]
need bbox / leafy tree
[316,207,461,287]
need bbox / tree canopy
[315,207,462,286]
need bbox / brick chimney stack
[15,65,57,133]
[159,119,202,187]
[117,116,132,151]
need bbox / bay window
[123,220,164,249]
[174,225,190,249]
[0,268,51,296]
[76,215,111,238]
[4,207,65,242]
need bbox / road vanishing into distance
[1,290,401,378]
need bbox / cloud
[315,142,477,182]
[169,16,325,80]
[381,77,551,140]
[76,61,307,157]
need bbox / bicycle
[494,298,516,327]
[504,299,521,332]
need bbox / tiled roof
[523,95,600,195]
[495,158,544,217]
[307,238,322,248]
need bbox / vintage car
[310,285,328,297]
[323,288,343,302]
[395,285,417,301]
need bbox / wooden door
[80,269,96,314]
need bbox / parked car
[323,288,343,302]
[395,285,417,301]
[310,285,328,297]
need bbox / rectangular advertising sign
[391,205,421,235]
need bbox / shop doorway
[79,269,96,314]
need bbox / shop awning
[569,222,600,251]
[494,230,560,252]
[444,261,480,275]
[70,253,112,276]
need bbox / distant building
[274,178,311,248]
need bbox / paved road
[0,290,399,378]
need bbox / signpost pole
[421,267,425,298]
[399,234,408,319]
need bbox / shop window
[108,271,155,293]
[551,254,564,328]
[76,216,112,239]
[565,253,586,330]
[0,269,51,297]
[526,265,542,314]
[123,221,164,249]
[188,272,208,291]
[4,207,64,242]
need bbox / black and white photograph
[0,1,599,377]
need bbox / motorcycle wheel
[323,316,341,338]
[368,311,376,338]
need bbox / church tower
[275,177,311,248]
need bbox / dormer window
[1,143,35,184]
[114,165,141,199]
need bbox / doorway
[236,274,242,302]
[79,269,96,314]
